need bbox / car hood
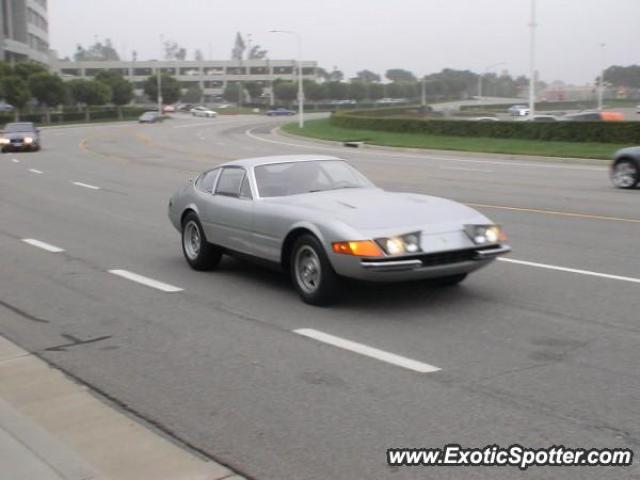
[264,188,489,233]
[3,132,34,139]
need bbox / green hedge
[331,110,640,144]
[0,107,149,127]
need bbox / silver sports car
[168,155,511,305]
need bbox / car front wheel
[611,159,639,189]
[181,213,222,270]
[290,234,342,306]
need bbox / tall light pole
[528,0,537,118]
[478,62,507,99]
[270,30,304,128]
[597,43,606,111]
[157,35,164,114]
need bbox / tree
[248,45,268,60]
[194,49,204,61]
[74,38,120,61]
[222,82,246,106]
[367,83,384,100]
[231,32,246,60]
[143,74,181,105]
[28,73,67,123]
[181,84,203,103]
[603,65,640,88]
[325,81,348,100]
[222,83,244,104]
[0,61,14,78]
[347,80,367,101]
[356,70,381,83]
[95,71,133,118]
[164,40,187,61]
[1,76,31,120]
[327,68,344,82]
[273,81,297,104]
[13,62,48,81]
[244,82,264,101]
[68,79,112,121]
[385,69,416,82]
[304,81,327,102]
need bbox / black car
[0,122,41,152]
[138,111,162,123]
[611,147,640,189]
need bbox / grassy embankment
[282,118,628,160]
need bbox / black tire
[432,273,468,287]
[611,159,639,189]
[290,234,342,306]
[181,212,222,271]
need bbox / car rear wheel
[181,213,222,270]
[291,234,342,306]
[611,159,639,189]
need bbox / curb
[275,126,610,167]
[0,334,248,480]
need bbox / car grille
[365,247,494,267]
[10,138,22,144]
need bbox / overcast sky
[49,0,639,85]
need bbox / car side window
[216,168,245,197]
[239,173,253,199]
[197,169,219,194]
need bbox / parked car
[472,116,500,122]
[610,147,640,189]
[266,108,296,116]
[168,155,511,305]
[190,106,217,117]
[0,102,15,112]
[162,105,176,113]
[138,111,162,123]
[0,122,41,152]
[508,105,530,116]
[560,111,624,122]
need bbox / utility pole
[597,43,606,111]
[270,30,304,128]
[421,77,426,107]
[528,0,537,118]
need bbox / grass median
[282,118,627,160]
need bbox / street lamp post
[597,43,606,111]
[478,62,507,99]
[528,0,537,118]
[270,30,304,128]
[157,66,162,114]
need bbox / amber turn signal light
[332,240,383,257]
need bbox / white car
[508,105,531,116]
[190,106,218,118]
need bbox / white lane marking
[28,168,43,174]
[72,181,101,190]
[294,328,441,373]
[245,127,603,172]
[440,166,493,173]
[499,258,640,285]
[11,158,20,163]
[22,238,65,253]
[108,269,183,292]
[173,121,218,129]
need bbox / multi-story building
[0,0,50,64]
[52,58,318,103]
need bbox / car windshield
[5,123,34,133]
[254,160,374,197]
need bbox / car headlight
[23,137,33,144]
[0,138,9,145]
[374,232,421,256]
[465,225,506,245]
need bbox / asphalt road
[1,114,639,480]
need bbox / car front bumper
[331,245,511,282]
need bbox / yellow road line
[468,203,640,224]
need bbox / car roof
[219,154,343,168]
[6,122,34,127]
